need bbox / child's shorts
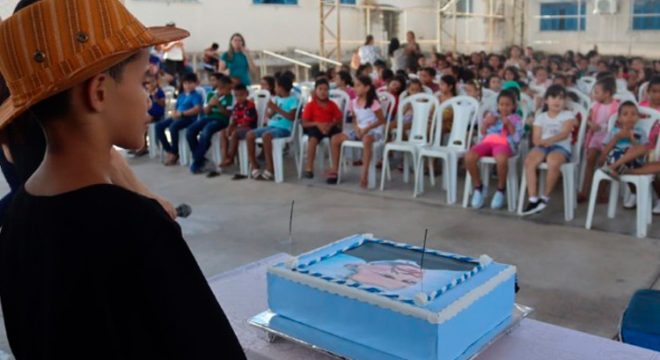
[236,127,252,140]
[532,145,572,162]
[471,142,513,157]
[347,129,383,142]
[304,126,342,141]
[251,126,291,139]
[607,148,645,170]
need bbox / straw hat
[0,0,189,130]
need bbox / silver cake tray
[248,303,534,360]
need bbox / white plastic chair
[568,88,592,111]
[234,90,271,176]
[481,88,498,105]
[380,93,439,191]
[585,108,660,238]
[399,86,433,101]
[517,102,589,221]
[297,89,350,178]
[253,96,304,183]
[414,96,480,204]
[577,76,597,95]
[615,91,638,105]
[616,78,629,94]
[638,81,649,103]
[337,92,395,189]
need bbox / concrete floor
[0,152,659,356]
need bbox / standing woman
[404,31,422,73]
[219,33,257,86]
[162,23,186,85]
[358,35,382,65]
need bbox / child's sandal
[261,170,274,181]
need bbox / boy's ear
[85,73,111,113]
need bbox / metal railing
[294,49,342,71]
[261,50,312,82]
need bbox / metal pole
[336,0,341,64]
[489,0,494,52]
[436,0,441,52]
[366,7,371,39]
[452,0,457,53]
[320,0,326,70]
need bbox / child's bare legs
[494,153,509,190]
[227,130,239,160]
[219,129,232,167]
[246,131,259,171]
[626,161,660,175]
[524,150,546,198]
[543,152,567,198]
[329,133,348,175]
[465,150,482,188]
[262,132,274,173]
[305,137,319,173]
[360,135,375,188]
[579,148,600,199]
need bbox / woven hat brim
[0,26,189,130]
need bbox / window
[633,0,660,30]
[457,0,474,14]
[540,2,586,32]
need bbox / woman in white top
[358,35,382,66]
[162,23,186,84]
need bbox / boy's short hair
[618,100,638,115]
[533,66,547,75]
[381,69,394,83]
[182,73,198,84]
[595,76,616,95]
[315,78,330,89]
[276,75,294,92]
[211,43,219,50]
[374,59,387,69]
[209,72,224,81]
[217,75,233,86]
[233,83,248,93]
[421,67,437,78]
[648,75,660,89]
[281,70,296,82]
[544,84,567,99]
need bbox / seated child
[521,85,577,216]
[336,70,357,100]
[419,67,439,93]
[599,101,649,179]
[466,90,523,209]
[155,72,203,166]
[246,75,299,181]
[187,73,234,174]
[463,79,482,101]
[134,72,166,156]
[260,75,275,96]
[219,84,257,171]
[301,79,343,178]
[327,76,386,188]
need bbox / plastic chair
[237,90,272,176]
[577,76,597,95]
[147,123,160,159]
[615,91,638,105]
[253,96,304,183]
[399,86,433,102]
[297,89,350,178]
[337,92,395,189]
[517,102,589,221]
[616,78,629,93]
[381,93,439,191]
[638,81,649,103]
[568,88,592,111]
[585,108,660,238]
[414,96,480,204]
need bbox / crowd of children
[142,42,660,217]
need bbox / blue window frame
[633,0,660,30]
[540,2,586,32]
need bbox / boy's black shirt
[0,184,245,359]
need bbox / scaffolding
[320,0,524,59]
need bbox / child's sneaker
[490,191,506,210]
[624,193,637,209]
[521,199,547,216]
[471,190,485,209]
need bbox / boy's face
[182,80,196,93]
[419,71,432,85]
[209,76,219,89]
[489,77,502,91]
[217,82,232,96]
[649,84,660,106]
[388,80,402,94]
[104,50,151,150]
[235,89,249,104]
[275,83,287,97]
[408,83,422,94]
[315,84,329,100]
[480,67,491,78]
[619,106,639,129]
[535,69,548,82]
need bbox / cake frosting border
[268,234,517,325]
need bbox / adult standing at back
[162,22,186,84]
[220,33,257,86]
[404,31,422,73]
[389,38,406,73]
[358,35,382,66]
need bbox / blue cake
[266,234,517,360]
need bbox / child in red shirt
[301,79,343,178]
[220,84,257,168]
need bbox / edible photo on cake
[305,241,479,299]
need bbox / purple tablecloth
[208,253,660,360]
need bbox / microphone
[176,204,192,218]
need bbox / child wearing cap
[0,0,245,358]
[155,72,204,166]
